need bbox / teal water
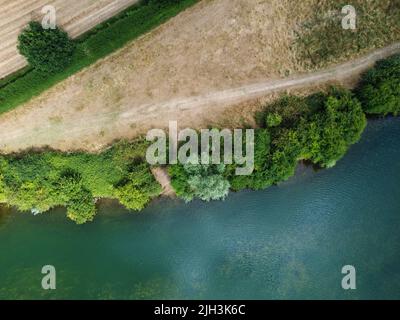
[0,118,399,300]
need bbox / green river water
[0,117,399,300]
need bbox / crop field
[0,0,138,79]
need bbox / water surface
[0,118,399,299]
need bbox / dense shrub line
[169,88,367,199]
[0,141,161,224]
[0,0,198,114]
[169,54,400,202]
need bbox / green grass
[0,0,198,114]
[0,66,32,89]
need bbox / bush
[227,88,366,191]
[298,88,367,167]
[114,163,161,211]
[170,162,230,202]
[227,129,271,191]
[18,21,75,73]
[356,54,400,115]
[266,113,282,128]
[0,140,161,223]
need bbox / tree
[18,21,75,73]
[357,54,400,115]
[228,129,271,191]
[299,88,367,167]
[170,161,230,202]
[58,170,96,224]
[66,189,96,225]
[114,163,161,211]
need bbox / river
[0,117,399,299]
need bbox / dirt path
[0,0,138,79]
[151,167,175,197]
[0,41,399,154]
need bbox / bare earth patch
[151,167,175,197]
[0,0,398,154]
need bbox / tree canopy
[357,54,400,116]
[18,21,75,73]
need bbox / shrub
[0,139,161,223]
[170,162,230,202]
[228,88,367,191]
[114,163,161,211]
[356,54,400,115]
[266,113,283,128]
[227,129,271,191]
[17,21,75,73]
[298,88,367,167]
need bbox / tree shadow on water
[0,204,12,227]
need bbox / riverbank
[1,117,399,299]
[0,50,399,223]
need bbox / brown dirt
[0,0,138,79]
[0,0,398,154]
[151,167,175,197]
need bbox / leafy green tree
[18,21,75,73]
[299,88,367,167]
[0,140,158,223]
[228,129,271,190]
[357,54,400,115]
[170,162,230,202]
[114,163,161,211]
[186,164,230,202]
[229,88,366,191]
[58,170,96,224]
[66,189,96,225]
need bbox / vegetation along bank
[0,53,398,223]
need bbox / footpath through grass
[0,0,198,114]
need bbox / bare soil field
[0,0,398,153]
[0,0,138,79]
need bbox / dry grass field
[0,0,398,153]
[0,0,138,79]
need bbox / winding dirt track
[0,41,399,154]
[0,0,138,79]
